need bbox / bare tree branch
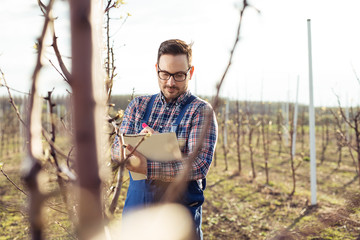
[162,0,254,203]
[333,90,355,129]
[51,27,72,84]
[0,83,30,95]
[0,68,27,127]
[104,0,116,13]
[23,1,55,239]
[37,0,47,15]
[109,134,126,214]
[351,63,360,86]
[1,165,28,196]
[41,129,75,176]
[48,60,68,82]
[330,104,360,176]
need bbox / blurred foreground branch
[23,0,55,239]
[163,0,256,203]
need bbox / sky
[0,0,360,107]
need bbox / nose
[167,75,176,86]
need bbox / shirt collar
[159,90,191,106]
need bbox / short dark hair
[157,39,193,67]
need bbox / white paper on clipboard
[123,132,182,180]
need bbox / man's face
[156,54,194,103]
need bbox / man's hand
[126,145,148,175]
[140,126,159,135]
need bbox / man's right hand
[140,126,159,134]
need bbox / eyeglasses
[157,66,191,82]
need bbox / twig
[109,134,126,214]
[1,166,28,196]
[44,90,60,170]
[104,0,116,13]
[48,59,68,82]
[44,90,76,217]
[45,204,68,215]
[214,0,248,100]
[60,113,73,135]
[37,0,47,15]
[41,128,74,161]
[50,25,72,85]
[110,15,129,39]
[67,146,75,169]
[330,109,359,174]
[0,84,30,95]
[54,221,77,240]
[0,68,27,127]
[333,91,355,129]
[351,63,360,86]
[107,132,147,213]
[0,171,68,216]
[121,134,147,164]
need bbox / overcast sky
[0,0,360,106]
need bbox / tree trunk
[70,0,104,238]
[249,128,256,179]
[320,117,329,164]
[261,117,270,185]
[235,101,242,174]
[289,106,296,196]
[355,117,360,186]
[277,110,283,156]
[222,115,228,171]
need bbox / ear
[155,63,158,71]
[189,66,195,80]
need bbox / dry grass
[1,132,360,239]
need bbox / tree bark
[69,0,104,238]
[235,100,242,174]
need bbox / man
[111,39,218,239]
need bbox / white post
[292,76,300,160]
[285,87,290,146]
[307,19,317,205]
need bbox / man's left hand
[125,145,147,175]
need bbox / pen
[142,123,148,128]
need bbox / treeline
[0,94,347,124]
[1,93,357,184]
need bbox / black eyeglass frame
[157,66,192,82]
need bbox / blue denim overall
[123,94,205,240]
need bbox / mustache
[165,86,179,90]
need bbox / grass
[0,153,28,240]
[1,134,360,239]
[201,138,360,239]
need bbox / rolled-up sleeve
[147,103,218,182]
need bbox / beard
[165,86,180,91]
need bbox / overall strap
[141,94,157,127]
[170,95,196,134]
[142,94,196,135]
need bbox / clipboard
[123,132,182,180]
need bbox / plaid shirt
[111,90,218,182]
